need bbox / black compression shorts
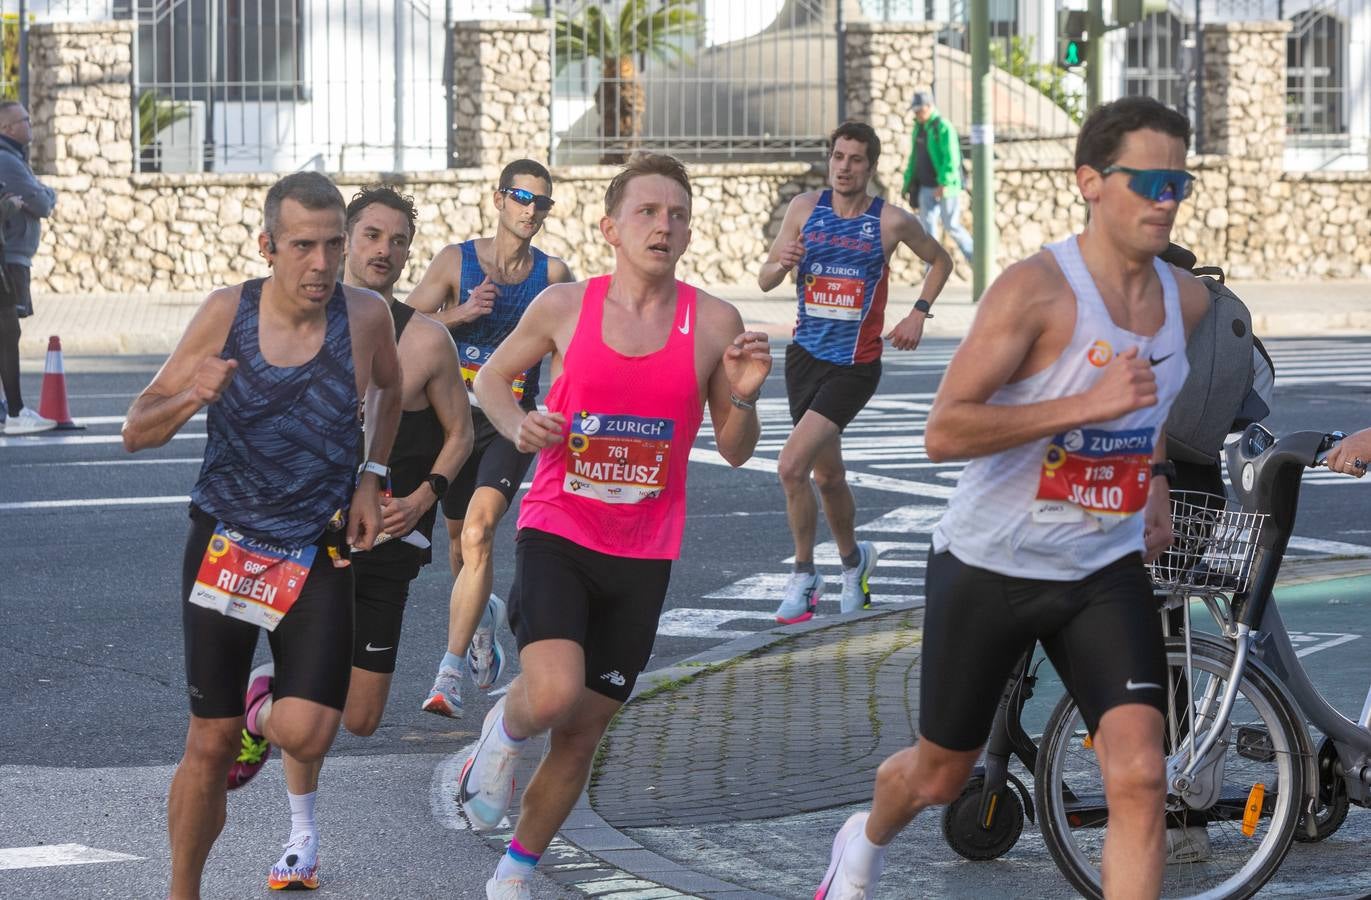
[506,528,671,703]
[180,506,354,718]
[441,407,536,518]
[350,556,415,674]
[918,549,1167,751]
[784,342,882,431]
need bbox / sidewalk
[520,554,1371,900]
[14,279,1371,358]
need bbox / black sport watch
[913,298,934,318]
[424,473,450,498]
[1150,461,1178,482]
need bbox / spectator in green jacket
[901,91,973,266]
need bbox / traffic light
[1114,0,1171,28]
[1058,9,1088,69]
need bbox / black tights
[0,305,20,417]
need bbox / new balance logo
[600,670,627,687]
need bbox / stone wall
[842,22,939,199]
[28,21,134,177]
[452,20,552,167]
[34,163,824,294]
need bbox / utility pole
[1086,0,1105,112]
[969,0,994,300]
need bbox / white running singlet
[932,236,1190,581]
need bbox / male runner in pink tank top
[455,152,773,899]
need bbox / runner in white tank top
[816,98,1214,900]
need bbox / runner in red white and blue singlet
[793,189,890,366]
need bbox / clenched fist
[776,238,806,272]
[455,275,498,325]
[191,357,238,405]
[1083,347,1157,423]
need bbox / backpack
[1159,244,1274,465]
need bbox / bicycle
[1033,424,1371,899]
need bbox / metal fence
[548,0,838,165]
[133,0,451,174]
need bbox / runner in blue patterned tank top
[122,172,403,900]
[759,121,952,626]
[406,159,575,720]
[266,186,474,891]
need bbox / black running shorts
[350,556,415,674]
[918,549,1167,751]
[441,407,536,518]
[180,506,354,718]
[506,528,671,703]
[784,341,882,431]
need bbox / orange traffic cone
[38,335,84,431]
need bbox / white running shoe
[839,542,880,614]
[3,407,56,435]
[814,812,881,900]
[422,666,464,719]
[267,832,320,891]
[458,697,523,831]
[485,873,532,900]
[467,594,508,691]
[774,571,823,624]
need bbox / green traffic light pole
[1087,0,1105,112]
[970,0,994,301]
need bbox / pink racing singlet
[516,275,704,560]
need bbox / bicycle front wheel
[1035,636,1304,900]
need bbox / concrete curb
[558,603,923,899]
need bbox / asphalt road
[2,337,1370,898]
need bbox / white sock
[496,712,529,748]
[842,826,887,885]
[288,790,317,841]
[254,697,274,737]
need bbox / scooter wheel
[941,775,1025,861]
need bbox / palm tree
[552,0,698,163]
[137,90,193,151]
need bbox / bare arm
[757,194,815,292]
[702,298,771,466]
[352,292,403,549]
[473,285,575,451]
[379,322,473,536]
[885,207,953,352]
[547,256,576,285]
[122,289,239,452]
[924,259,1159,462]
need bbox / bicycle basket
[1148,490,1266,593]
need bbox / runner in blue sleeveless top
[407,159,575,720]
[264,186,473,890]
[759,121,952,625]
[123,172,403,900]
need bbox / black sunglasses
[499,187,555,212]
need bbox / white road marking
[689,448,954,499]
[0,843,142,870]
[857,505,947,533]
[1286,536,1371,558]
[430,741,479,832]
[1290,631,1361,658]
[10,457,202,468]
[65,414,206,427]
[0,495,190,511]
[0,432,204,448]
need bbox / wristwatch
[1150,461,1178,482]
[357,460,390,481]
[424,473,450,498]
[913,299,935,318]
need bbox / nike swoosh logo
[364,643,394,653]
[678,314,690,335]
[1149,353,1173,366]
[1126,679,1163,691]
